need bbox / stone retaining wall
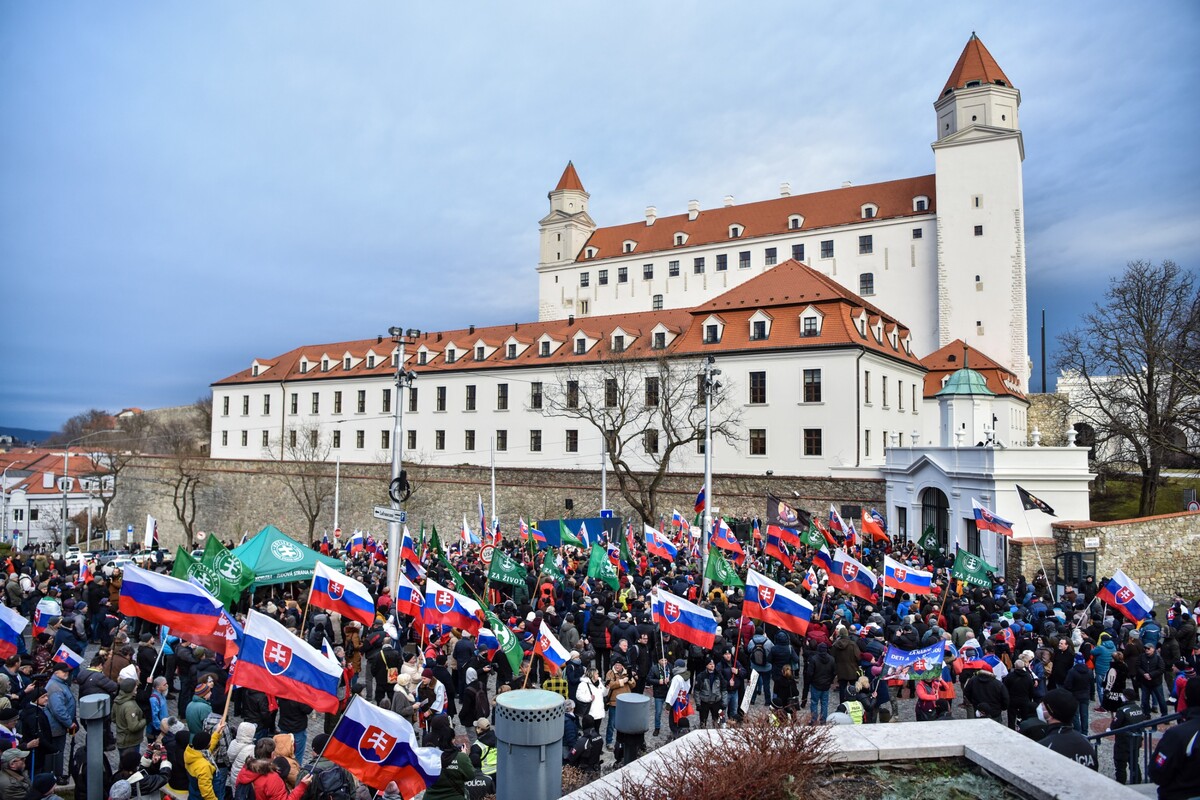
[1051,511,1200,601]
[110,456,884,550]
[1026,392,1071,446]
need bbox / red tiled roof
[215,259,923,387]
[920,339,1025,399]
[575,175,934,263]
[554,161,585,192]
[0,449,107,495]
[940,34,1013,99]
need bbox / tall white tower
[537,162,596,321]
[932,34,1029,389]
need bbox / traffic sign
[481,544,495,566]
[600,509,613,519]
[1188,501,1199,512]
[373,506,407,524]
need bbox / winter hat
[422,669,435,679]
[311,734,329,754]
[29,775,57,797]
[195,682,212,698]
[109,780,133,800]
[1042,688,1078,723]
[120,678,138,693]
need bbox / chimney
[43,473,54,489]
[568,315,575,326]
[723,195,734,207]
[687,200,700,221]
[780,182,792,197]
[513,322,519,331]
[376,335,382,344]
[645,206,657,226]
[841,181,853,188]
[469,324,475,335]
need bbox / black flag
[766,493,812,530]
[1016,485,1056,516]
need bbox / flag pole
[1017,506,1049,583]
[299,571,316,636]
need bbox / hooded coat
[113,682,147,748]
[272,733,301,787]
[228,721,258,785]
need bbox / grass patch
[1091,475,1200,521]
[813,758,1023,800]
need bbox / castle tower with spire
[932,33,1029,389]
[537,162,596,321]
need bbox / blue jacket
[1092,639,1116,679]
[150,690,169,733]
[46,674,77,735]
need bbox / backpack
[750,639,768,668]
[309,765,352,800]
[233,781,256,800]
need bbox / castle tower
[932,34,1030,389]
[537,162,596,320]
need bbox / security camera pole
[700,355,720,594]
[386,327,420,601]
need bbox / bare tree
[88,412,153,531]
[541,352,740,525]
[1056,260,1200,515]
[44,409,115,446]
[272,423,337,544]
[155,417,207,548]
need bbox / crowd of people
[0,525,1196,800]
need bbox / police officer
[1037,689,1098,771]
[1148,676,1200,800]
[1110,692,1149,784]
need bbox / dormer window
[612,335,625,352]
[252,365,260,377]
[800,306,824,338]
[343,357,351,370]
[585,247,597,258]
[913,196,929,212]
[445,348,456,364]
[705,324,720,344]
[507,344,517,359]
[540,341,550,357]
[653,332,666,349]
[751,321,767,341]
[367,355,375,369]
[787,215,804,230]
[623,240,636,253]
[418,351,428,366]
[321,358,330,372]
[575,338,586,355]
[965,80,981,88]
[728,224,743,238]
[803,317,818,337]
[300,361,308,374]
[861,203,878,220]
[674,233,687,246]
[475,346,485,361]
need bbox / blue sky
[3,3,1198,431]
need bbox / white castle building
[208,35,1089,558]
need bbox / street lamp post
[700,356,721,594]
[59,430,119,560]
[386,327,420,601]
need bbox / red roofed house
[0,449,112,549]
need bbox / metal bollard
[79,693,111,800]
[494,689,565,800]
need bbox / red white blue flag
[232,609,342,713]
[972,499,1014,537]
[0,604,27,660]
[310,561,375,626]
[651,588,717,649]
[423,578,482,634]
[395,573,424,619]
[533,624,570,674]
[325,696,441,797]
[52,644,83,670]
[693,486,706,514]
[814,547,879,602]
[711,518,745,565]
[743,569,813,636]
[644,524,678,562]
[1098,569,1154,623]
[883,555,933,596]
[119,564,223,638]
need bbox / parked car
[102,557,135,577]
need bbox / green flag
[620,534,635,575]
[918,524,940,554]
[487,549,528,587]
[951,548,996,588]
[800,522,825,549]
[540,549,563,579]
[202,535,254,606]
[483,609,524,674]
[704,546,744,587]
[171,547,228,606]
[586,544,620,591]
[560,520,585,549]
[429,525,445,561]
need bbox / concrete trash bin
[615,692,649,734]
[494,689,565,800]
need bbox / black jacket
[1002,668,1036,710]
[1040,724,1098,771]
[964,671,1009,718]
[1148,707,1200,799]
[76,667,119,698]
[805,652,836,692]
[276,698,312,734]
[242,689,272,726]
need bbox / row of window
[224,389,394,417]
[746,428,823,457]
[296,353,391,375]
[862,371,918,411]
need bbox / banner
[883,641,945,680]
[486,549,528,587]
[951,548,996,588]
[704,547,745,587]
[766,494,812,530]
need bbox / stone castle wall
[1051,511,1200,603]
[1026,393,1071,446]
[110,456,884,551]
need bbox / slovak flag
[764,531,794,570]
[670,687,694,723]
[711,518,745,565]
[800,568,817,593]
[671,509,686,529]
[395,573,424,619]
[651,588,717,649]
[883,555,933,596]
[423,578,482,634]
[462,515,481,546]
[78,559,94,584]
[533,625,571,675]
[310,561,375,626]
[232,609,342,713]
[1098,569,1154,624]
[829,505,846,535]
[814,547,879,602]
[644,525,678,562]
[743,569,813,636]
[119,564,223,638]
[694,487,706,514]
[325,696,441,797]
[972,499,1014,537]
[52,644,84,670]
[767,524,800,548]
[752,519,762,542]
[346,531,365,555]
[0,604,28,660]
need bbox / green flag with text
[704,546,745,587]
[951,548,996,588]
[586,543,620,591]
[483,609,524,674]
[487,549,528,587]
